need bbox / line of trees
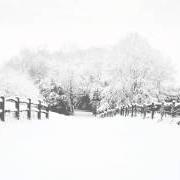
[0,33,176,114]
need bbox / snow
[0,111,180,180]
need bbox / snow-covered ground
[0,111,180,180]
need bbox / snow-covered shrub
[39,79,73,115]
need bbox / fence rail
[98,102,180,121]
[0,96,49,121]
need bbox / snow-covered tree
[2,33,174,113]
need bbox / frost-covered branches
[2,33,174,112]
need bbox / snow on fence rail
[0,96,49,121]
[97,101,180,121]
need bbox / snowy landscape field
[1,0,180,180]
[0,111,180,180]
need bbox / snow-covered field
[0,111,180,180]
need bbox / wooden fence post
[151,103,155,119]
[15,97,20,120]
[127,105,130,116]
[0,96,5,121]
[171,101,175,118]
[131,105,134,117]
[134,104,137,117]
[27,98,31,120]
[123,106,125,116]
[46,105,49,119]
[125,106,127,117]
[143,104,146,119]
[38,100,41,120]
[120,106,123,115]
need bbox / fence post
[123,106,125,116]
[131,105,134,117]
[134,104,137,117]
[27,98,31,120]
[171,101,175,118]
[15,97,20,120]
[125,106,127,117]
[0,96,5,121]
[38,100,41,120]
[151,103,155,119]
[46,105,49,119]
[143,104,146,119]
[127,105,130,116]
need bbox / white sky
[0,0,180,69]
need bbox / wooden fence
[0,96,49,121]
[98,102,180,120]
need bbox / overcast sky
[0,0,180,68]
